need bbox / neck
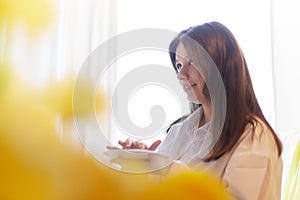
[199,103,211,128]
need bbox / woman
[117,22,282,199]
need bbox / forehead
[175,42,189,60]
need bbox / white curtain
[272,0,300,137]
[0,0,118,146]
[272,0,300,198]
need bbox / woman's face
[175,42,209,104]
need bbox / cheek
[190,67,207,96]
[195,74,206,90]
[198,78,206,89]
[194,78,207,97]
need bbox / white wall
[272,0,300,135]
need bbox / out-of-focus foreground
[0,1,232,199]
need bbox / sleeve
[223,153,270,200]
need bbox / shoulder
[239,118,278,156]
[222,118,282,199]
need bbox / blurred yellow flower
[0,0,53,31]
[0,63,126,200]
[0,63,233,200]
[284,137,300,200]
[135,170,232,200]
[0,62,13,95]
[45,76,108,120]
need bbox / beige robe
[158,108,282,200]
[199,122,282,200]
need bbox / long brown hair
[168,22,282,162]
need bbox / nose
[177,64,188,80]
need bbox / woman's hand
[107,138,161,151]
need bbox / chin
[187,96,199,104]
[188,95,206,104]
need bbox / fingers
[149,140,161,151]
[116,138,161,150]
[106,145,120,150]
[136,140,147,149]
[123,140,145,149]
[118,138,133,149]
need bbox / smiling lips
[183,83,197,92]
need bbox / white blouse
[158,107,282,200]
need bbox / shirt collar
[184,106,210,136]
